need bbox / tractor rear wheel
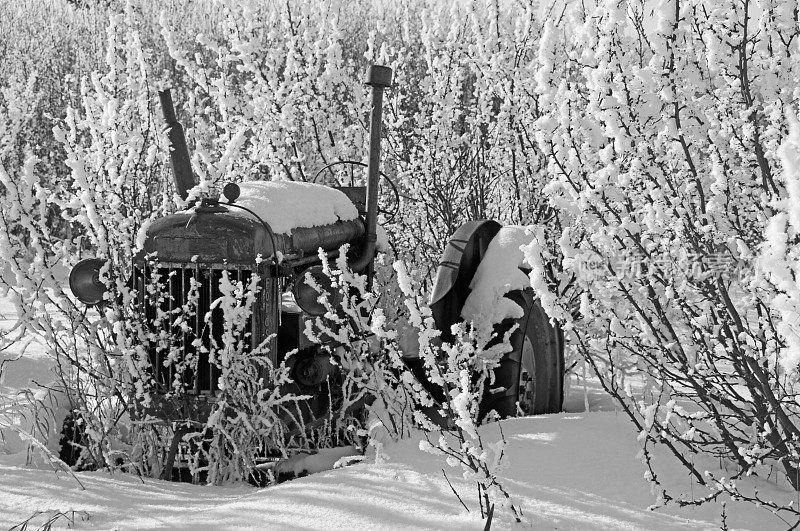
[58,411,85,467]
[479,288,564,419]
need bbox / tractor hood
[137,181,366,265]
[136,210,364,265]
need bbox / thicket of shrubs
[2,0,800,524]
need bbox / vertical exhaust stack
[351,65,392,287]
[159,89,196,201]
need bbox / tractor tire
[479,288,564,419]
[58,411,85,467]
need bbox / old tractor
[67,65,564,476]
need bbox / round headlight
[69,258,109,306]
[292,265,342,316]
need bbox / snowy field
[0,295,796,530]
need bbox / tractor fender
[429,220,502,342]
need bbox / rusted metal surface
[126,65,394,428]
[133,260,278,403]
[289,220,364,258]
[429,220,502,342]
[137,212,364,265]
[350,65,393,285]
[159,90,195,201]
[332,186,366,215]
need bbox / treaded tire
[58,411,84,467]
[479,288,564,419]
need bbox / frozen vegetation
[1,286,794,529]
[2,0,800,528]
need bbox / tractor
[67,65,564,478]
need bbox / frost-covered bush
[528,0,800,518]
[0,4,571,518]
[392,260,522,521]
[299,252,521,522]
[0,0,107,186]
[0,0,556,268]
[0,0,559,304]
[0,70,78,458]
[7,1,800,523]
[0,2,177,471]
[155,0,554,279]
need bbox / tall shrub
[530,0,800,517]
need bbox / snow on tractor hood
[138,181,381,264]
[231,180,359,234]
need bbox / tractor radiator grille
[132,262,275,395]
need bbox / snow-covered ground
[1,296,796,530]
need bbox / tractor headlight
[69,258,109,306]
[292,265,342,316]
[292,351,336,387]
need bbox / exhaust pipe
[158,89,195,201]
[350,65,392,287]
